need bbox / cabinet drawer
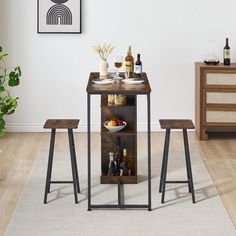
[206,73,236,86]
[206,111,236,123]
[206,92,236,104]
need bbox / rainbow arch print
[46,4,72,25]
[37,0,81,34]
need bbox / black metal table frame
[87,92,151,211]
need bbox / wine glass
[114,56,123,80]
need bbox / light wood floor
[0,132,236,235]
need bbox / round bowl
[104,121,127,133]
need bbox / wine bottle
[115,137,122,175]
[125,46,134,76]
[135,54,142,78]
[108,152,117,176]
[224,38,231,65]
[120,148,129,176]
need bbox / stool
[159,119,196,204]
[43,119,80,204]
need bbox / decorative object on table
[123,78,144,84]
[104,119,126,133]
[125,46,134,77]
[92,79,113,85]
[0,46,21,136]
[92,44,115,77]
[223,38,231,65]
[108,152,117,176]
[114,56,123,80]
[204,40,219,65]
[119,148,129,176]
[135,54,142,78]
[37,0,82,34]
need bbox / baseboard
[5,122,162,132]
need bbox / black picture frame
[37,0,82,34]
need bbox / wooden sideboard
[195,62,236,140]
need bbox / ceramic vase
[99,59,109,77]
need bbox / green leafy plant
[0,46,21,136]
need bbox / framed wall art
[37,0,81,34]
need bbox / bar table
[86,72,152,211]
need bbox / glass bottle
[224,38,231,65]
[204,40,219,65]
[115,137,122,175]
[120,148,129,176]
[108,152,117,176]
[135,54,142,78]
[125,46,134,76]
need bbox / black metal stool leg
[183,129,196,204]
[161,129,171,204]
[70,130,80,193]
[68,129,78,204]
[183,129,191,193]
[44,128,56,204]
[159,129,170,193]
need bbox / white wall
[0,0,3,45]
[2,0,236,132]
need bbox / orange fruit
[108,120,116,126]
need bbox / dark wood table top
[86,72,151,94]
[44,119,80,129]
[159,119,195,129]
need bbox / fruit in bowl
[104,119,127,132]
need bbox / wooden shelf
[100,94,137,184]
[100,175,137,184]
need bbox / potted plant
[0,46,21,136]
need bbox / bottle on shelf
[125,46,134,77]
[223,38,231,65]
[120,148,129,176]
[115,137,122,175]
[108,152,117,176]
[135,54,142,78]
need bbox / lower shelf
[100,175,137,184]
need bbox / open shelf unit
[100,94,137,184]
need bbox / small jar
[108,94,115,105]
[115,95,126,105]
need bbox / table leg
[147,93,152,211]
[87,93,91,211]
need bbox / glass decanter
[204,40,219,65]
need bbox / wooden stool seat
[159,119,196,204]
[43,119,80,204]
[159,119,194,130]
[44,119,79,129]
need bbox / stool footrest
[50,181,74,184]
[165,180,189,184]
